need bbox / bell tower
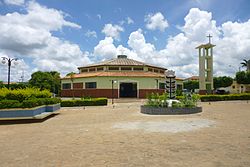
[196,34,216,95]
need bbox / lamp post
[111,80,117,105]
[1,57,18,89]
[165,70,176,99]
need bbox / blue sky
[0,0,250,81]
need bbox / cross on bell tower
[207,34,212,44]
[196,35,216,95]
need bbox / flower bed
[141,105,202,115]
[141,93,202,115]
[0,88,61,120]
[0,103,60,120]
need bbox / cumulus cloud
[0,1,90,81]
[127,17,134,24]
[4,0,24,6]
[85,30,97,38]
[94,8,250,78]
[102,24,124,40]
[94,37,117,60]
[145,12,168,32]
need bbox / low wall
[0,103,60,118]
[141,105,202,115]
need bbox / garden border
[0,103,60,120]
[141,105,202,115]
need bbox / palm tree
[241,59,250,72]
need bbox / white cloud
[0,1,90,81]
[101,23,124,40]
[85,30,97,38]
[94,8,250,78]
[182,8,220,42]
[128,29,156,62]
[94,37,117,60]
[4,0,24,6]
[127,17,134,24]
[145,12,168,32]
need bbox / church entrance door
[119,82,137,98]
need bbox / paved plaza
[0,100,250,167]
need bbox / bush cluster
[200,93,250,102]
[0,88,51,102]
[146,93,199,108]
[0,98,61,109]
[61,98,108,107]
[0,88,60,109]
[146,93,169,107]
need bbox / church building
[61,55,183,98]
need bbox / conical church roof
[78,55,167,70]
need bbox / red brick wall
[61,89,165,98]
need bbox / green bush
[61,98,108,107]
[0,98,60,109]
[146,92,168,107]
[0,88,51,102]
[22,99,42,108]
[0,100,22,109]
[61,100,75,107]
[176,96,184,100]
[200,93,250,102]
[172,101,184,108]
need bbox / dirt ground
[0,100,250,167]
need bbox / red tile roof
[184,76,199,81]
[62,71,165,79]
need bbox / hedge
[0,98,61,109]
[0,88,51,102]
[61,98,108,107]
[200,93,250,102]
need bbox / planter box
[141,105,202,115]
[0,103,60,119]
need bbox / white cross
[207,34,212,44]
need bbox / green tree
[29,71,61,94]
[0,81,3,88]
[49,71,61,94]
[236,71,250,84]
[213,76,233,89]
[183,81,199,92]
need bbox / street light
[111,80,117,105]
[1,56,18,89]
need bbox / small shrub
[61,98,108,107]
[0,100,21,109]
[61,100,74,107]
[200,93,250,102]
[172,101,183,108]
[0,88,51,102]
